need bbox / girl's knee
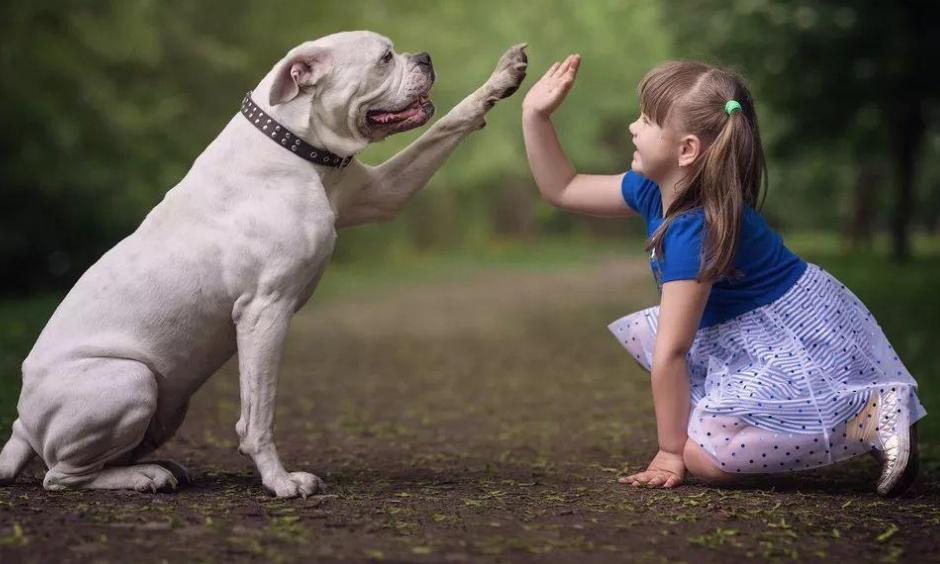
[683,439,735,484]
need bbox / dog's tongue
[369,96,430,124]
[370,105,421,124]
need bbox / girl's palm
[522,54,581,117]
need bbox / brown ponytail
[638,61,768,283]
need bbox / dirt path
[1,257,938,563]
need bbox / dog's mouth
[366,94,435,133]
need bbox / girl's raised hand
[522,54,581,118]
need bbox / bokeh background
[1,0,938,441]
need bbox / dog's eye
[380,51,393,64]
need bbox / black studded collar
[240,91,354,168]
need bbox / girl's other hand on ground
[521,54,580,118]
[619,449,686,488]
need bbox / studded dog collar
[240,91,354,168]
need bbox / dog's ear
[269,46,333,106]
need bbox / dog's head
[262,31,435,156]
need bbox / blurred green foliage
[2,1,937,292]
[665,0,940,259]
[0,0,669,291]
[0,1,937,439]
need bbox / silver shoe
[873,386,919,497]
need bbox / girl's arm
[521,55,636,218]
[622,278,711,488]
[652,279,712,454]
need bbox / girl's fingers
[558,57,580,93]
[646,474,667,488]
[621,468,683,488]
[621,474,644,485]
[563,54,581,75]
[566,55,581,78]
[619,473,640,483]
[562,54,579,75]
[560,76,576,94]
[542,62,561,81]
[552,54,576,78]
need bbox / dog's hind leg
[0,419,37,484]
[128,402,194,485]
[45,463,179,492]
[24,357,177,493]
[44,463,179,492]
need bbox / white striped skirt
[609,263,927,474]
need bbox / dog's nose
[413,52,432,67]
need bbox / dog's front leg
[336,44,527,228]
[234,299,323,498]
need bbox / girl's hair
[638,60,767,283]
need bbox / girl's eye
[381,52,393,64]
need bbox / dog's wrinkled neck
[199,113,352,213]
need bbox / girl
[521,55,926,495]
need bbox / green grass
[316,235,637,302]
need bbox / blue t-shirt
[621,171,807,328]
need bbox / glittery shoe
[873,386,919,497]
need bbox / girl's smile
[628,113,681,188]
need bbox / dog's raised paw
[485,43,528,102]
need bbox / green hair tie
[725,100,742,116]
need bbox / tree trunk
[890,105,924,262]
[925,182,940,234]
[890,0,928,262]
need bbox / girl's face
[628,113,681,184]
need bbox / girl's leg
[683,439,738,484]
[612,308,829,485]
[613,309,735,483]
[614,310,740,485]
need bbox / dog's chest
[285,211,335,310]
[225,188,337,290]
[273,205,336,270]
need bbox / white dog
[0,31,527,497]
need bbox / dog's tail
[0,419,36,484]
